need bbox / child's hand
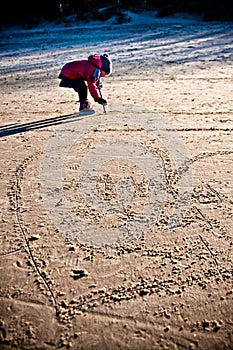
[95,97,107,105]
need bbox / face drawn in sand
[39,105,193,248]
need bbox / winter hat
[100,54,112,75]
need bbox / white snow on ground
[0,10,232,74]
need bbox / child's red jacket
[60,54,102,99]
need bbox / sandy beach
[0,14,233,349]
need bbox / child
[58,53,112,115]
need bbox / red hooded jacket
[60,55,102,99]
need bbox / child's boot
[79,100,95,115]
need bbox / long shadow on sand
[0,113,85,137]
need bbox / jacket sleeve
[87,78,101,99]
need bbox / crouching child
[58,53,112,115]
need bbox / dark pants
[58,73,87,103]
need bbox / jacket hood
[88,54,102,69]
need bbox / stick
[98,87,107,114]
[102,103,106,114]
